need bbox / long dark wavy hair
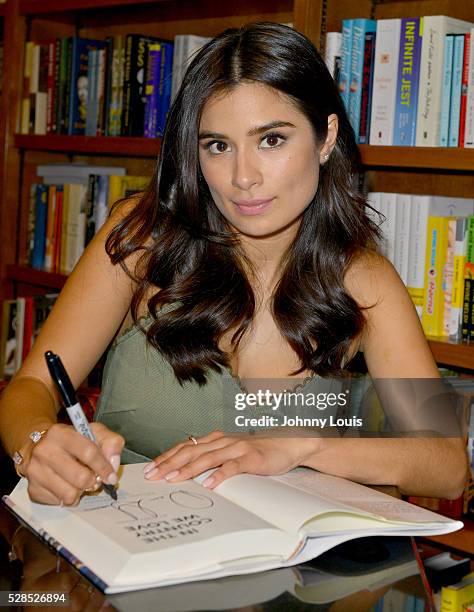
[106,22,381,384]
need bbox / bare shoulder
[344,250,438,377]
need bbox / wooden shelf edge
[20,0,164,15]
[359,145,474,172]
[427,337,474,370]
[421,519,474,557]
[14,134,161,157]
[7,265,67,290]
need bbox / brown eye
[207,141,229,154]
[261,134,285,148]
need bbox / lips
[233,197,274,215]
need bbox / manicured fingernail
[110,455,121,472]
[106,472,118,485]
[143,462,156,475]
[202,476,214,488]
[164,470,180,481]
[144,466,160,479]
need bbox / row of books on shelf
[20,33,211,138]
[324,15,474,147]
[367,192,474,340]
[27,164,150,274]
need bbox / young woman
[0,22,467,506]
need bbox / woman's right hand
[22,422,124,506]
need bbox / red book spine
[459,33,471,147]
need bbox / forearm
[0,376,58,457]
[301,436,468,499]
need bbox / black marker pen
[45,350,118,500]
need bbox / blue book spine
[31,185,48,269]
[393,17,422,146]
[448,34,465,147]
[85,49,97,136]
[339,20,353,112]
[348,19,376,137]
[439,35,454,146]
[68,37,106,135]
[144,46,162,138]
[156,42,174,136]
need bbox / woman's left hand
[144,431,317,489]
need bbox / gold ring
[84,474,102,493]
[188,435,198,446]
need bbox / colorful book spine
[448,34,466,147]
[394,194,411,285]
[339,19,353,112]
[393,17,422,146]
[459,32,471,147]
[422,216,449,336]
[439,35,455,147]
[31,184,48,269]
[156,41,174,137]
[464,28,474,147]
[348,19,376,138]
[324,32,341,78]
[369,19,402,145]
[144,44,162,138]
[443,218,456,336]
[358,31,376,144]
[450,217,467,340]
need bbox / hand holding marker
[44,350,118,500]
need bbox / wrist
[298,435,322,467]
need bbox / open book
[3,464,462,593]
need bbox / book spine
[407,196,431,317]
[448,34,465,147]
[46,41,55,134]
[59,37,71,134]
[393,194,411,285]
[324,32,341,78]
[43,184,57,272]
[101,38,113,136]
[121,34,133,135]
[464,28,474,147]
[53,185,63,273]
[358,31,375,144]
[26,183,37,264]
[462,273,474,341]
[96,49,107,137]
[393,17,422,146]
[52,38,61,133]
[20,41,34,134]
[85,49,96,137]
[422,217,449,336]
[143,44,162,138]
[14,298,25,373]
[380,192,397,264]
[157,42,174,137]
[442,218,456,336]
[439,35,455,147]
[369,19,402,145]
[339,20,353,112]
[31,184,48,269]
[450,217,467,340]
[459,32,471,147]
[348,19,375,139]
[21,297,34,363]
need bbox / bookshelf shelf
[7,265,67,290]
[14,135,161,157]
[359,145,474,172]
[19,0,163,14]
[427,337,474,370]
[424,520,474,556]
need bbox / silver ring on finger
[188,435,198,446]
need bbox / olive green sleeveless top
[94,318,347,464]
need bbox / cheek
[273,151,320,203]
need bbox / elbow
[433,438,468,500]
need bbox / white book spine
[407,195,430,292]
[464,27,474,147]
[380,193,397,264]
[369,19,402,145]
[416,16,473,147]
[394,194,411,285]
[324,32,342,77]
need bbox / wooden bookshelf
[7,265,67,290]
[0,4,6,18]
[359,145,474,172]
[19,0,163,14]
[424,520,474,557]
[14,135,161,157]
[428,337,474,371]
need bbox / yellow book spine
[440,573,474,611]
[422,217,449,336]
[107,175,150,208]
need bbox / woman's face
[198,82,322,239]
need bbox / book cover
[31,184,48,269]
[369,19,402,146]
[107,34,125,136]
[448,34,465,147]
[393,18,422,146]
[439,35,455,147]
[358,31,376,145]
[4,464,462,593]
[464,28,474,147]
[348,19,376,138]
[416,16,473,147]
[156,41,174,137]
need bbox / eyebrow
[198,120,297,140]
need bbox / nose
[231,148,263,191]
